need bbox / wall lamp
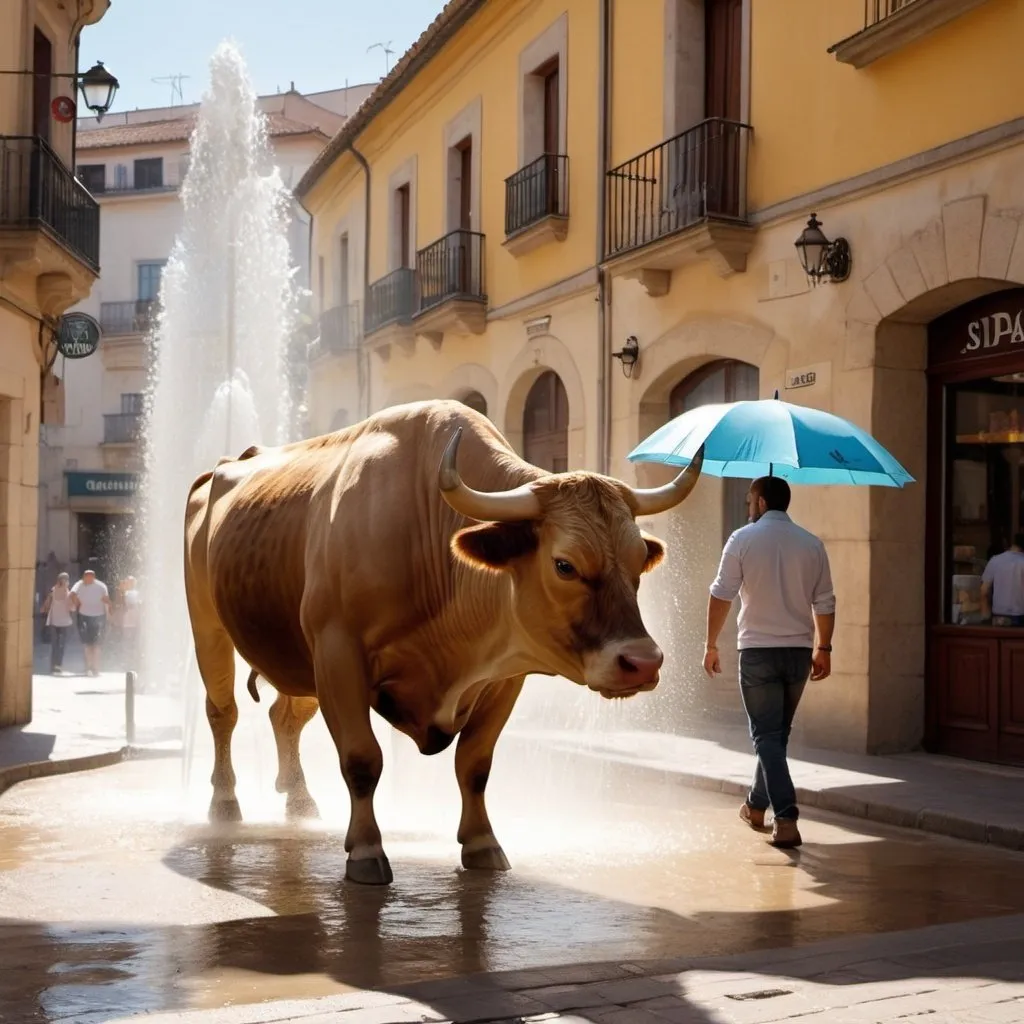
[0,61,119,121]
[612,335,639,379]
[794,213,851,286]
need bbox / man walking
[703,476,835,849]
[70,568,112,677]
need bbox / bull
[184,400,703,884]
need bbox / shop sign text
[961,310,1024,354]
[66,471,139,498]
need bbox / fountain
[139,42,300,765]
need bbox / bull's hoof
[285,791,321,821]
[346,854,394,885]
[208,798,243,823]
[461,842,511,871]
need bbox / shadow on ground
[2,818,1023,1024]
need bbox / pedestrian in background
[40,572,74,675]
[70,569,111,677]
[703,476,836,850]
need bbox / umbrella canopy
[628,397,915,488]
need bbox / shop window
[670,359,758,541]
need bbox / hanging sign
[56,312,101,359]
[51,95,76,123]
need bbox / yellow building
[0,0,110,725]
[299,0,1024,767]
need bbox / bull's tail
[246,669,260,703]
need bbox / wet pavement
[1,738,1024,1024]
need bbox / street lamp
[794,213,852,286]
[612,335,640,379]
[0,60,120,121]
[77,62,119,121]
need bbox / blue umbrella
[628,394,914,487]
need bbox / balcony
[309,302,361,360]
[604,118,754,295]
[103,412,143,445]
[503,154,569,257]
[829,0,991,68]
[0,136,100,306]
[413,229,487,341]
[364,267,417,359]
[100,299,159,336]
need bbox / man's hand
[811,649,831,681]
[703,646,721,678]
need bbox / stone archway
[840,194,1024,756]
[441,362,499,419]
[501,333,588,468]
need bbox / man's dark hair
[1014,532,1024,550]
[751,475,792,512]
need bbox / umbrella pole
[769,462,773,477]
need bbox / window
[460,391,487,417]
[456,138,472,232]
[77,164,106,193]
[121,393,144,415]
[519,15,568,165]
[133,158,164,190]
[670,360,758,541]
[137,262,166,302]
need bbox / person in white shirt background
[980,533,1024,626]
[703,476,836,850]
[70,569,112,677]
[40,572,74,675]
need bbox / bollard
[125,670,136,747]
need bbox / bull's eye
[554,558,578,580]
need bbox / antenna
[366,41,395,77]
[151,73,190,106]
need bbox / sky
[80,0,448,112]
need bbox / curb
[0,744,181,798]
[0,747,128,797]
[546,743,1024,854]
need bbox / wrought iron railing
[416,229,486,311]
[0,135,100,270]
[365,268,416,334]
[103,412,143,445]
[100,299,159,336]
[315,302,362,355]
[505,154,569,237]
[605,117,751,260]
[864,0,920,27]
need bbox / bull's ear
[641,532,665,573]
[453,521,539,570]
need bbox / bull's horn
[628,445,705,516]
[438,427,542,522]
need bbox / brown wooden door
[33,28,53,143]
[397,185,411,269]
[935,633,999,762]
[704,0,743,217]
[458,140,472,231]
[524,371,569,473]
[998,639,1024,764]
[542,63,560,216]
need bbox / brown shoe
[771,817,802,849]
[739,803,771,833]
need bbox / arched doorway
[670,359,758,541]
[459,390,487,417]
[523,370,569,472]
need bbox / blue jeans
[738,647,812,821]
